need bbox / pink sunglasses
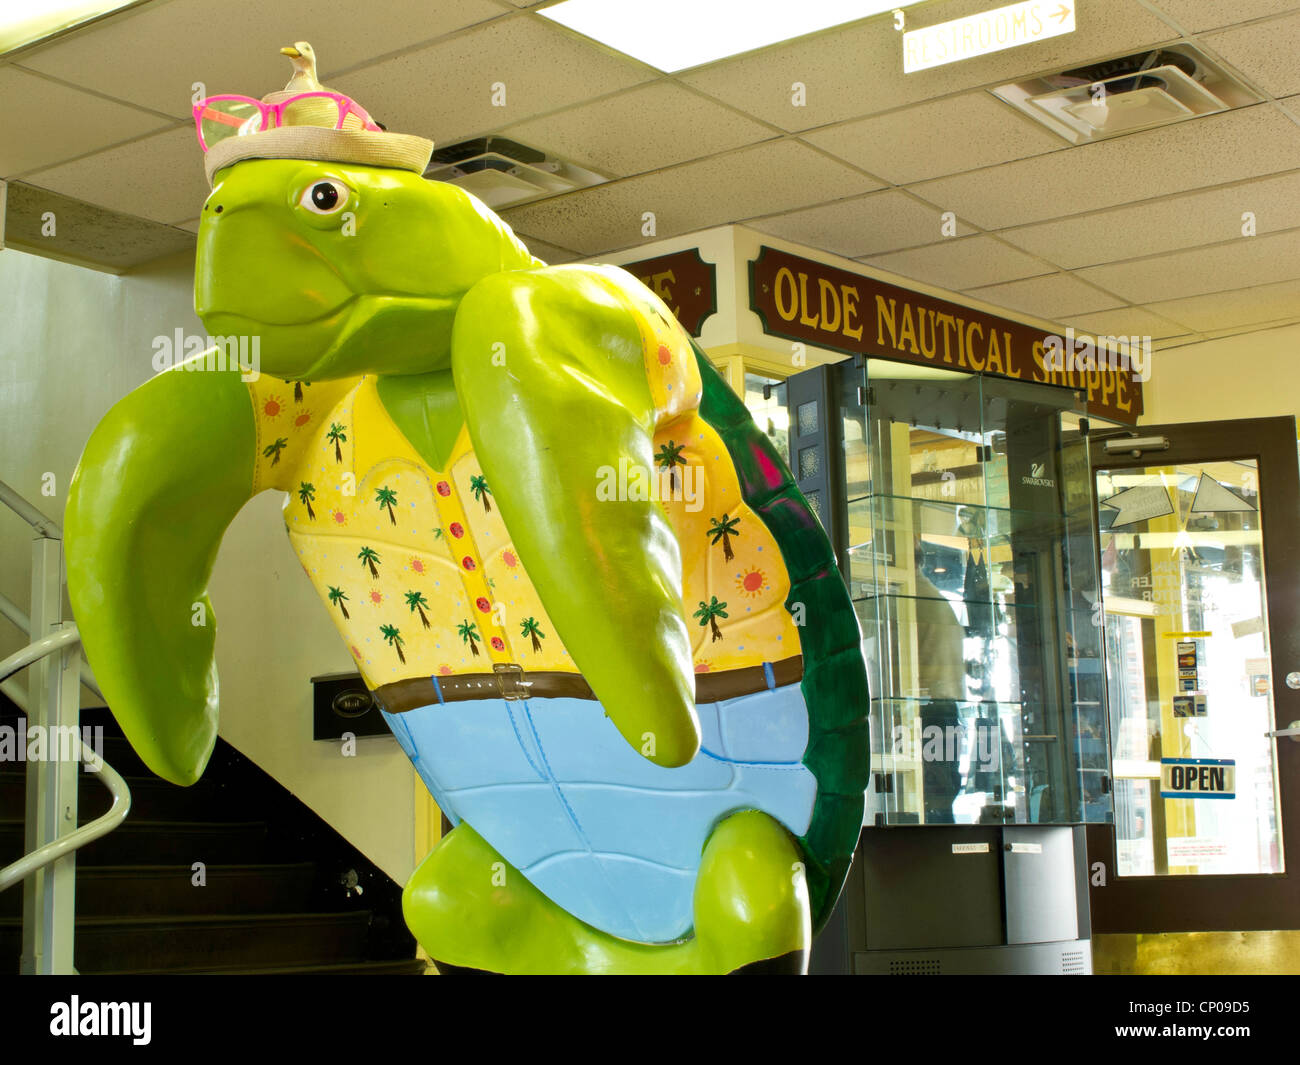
[193,91,382,152]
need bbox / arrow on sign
[1051,3,1073,23]
[1100,483,1174,528]
[1190,472,1256,514]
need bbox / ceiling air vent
[991,45,1260,144]
[425,136,607,209]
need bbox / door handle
[1265,721,1300,742]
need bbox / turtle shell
[692,339,870,931]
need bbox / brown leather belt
[374,655,804,714]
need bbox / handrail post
[20,534,77,975]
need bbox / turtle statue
[64,44,869,975]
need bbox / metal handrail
[0,479,61,538]
[1,477,132,971]
[0,630,133,892]
[0,627,80,685]
[0,587,105,700]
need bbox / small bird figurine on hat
[279,41,331,93]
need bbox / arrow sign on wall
[1100,483,1174,529]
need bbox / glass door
[1088,416,1300,931]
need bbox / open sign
[1161,758,1236,799]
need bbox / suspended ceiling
[1,0,1298,346]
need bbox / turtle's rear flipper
[405,814,811,974]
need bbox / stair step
[0,770,240,823]
[0,862,318,917]
[0,911,373,973]
[0,819,270,866]
[95,958,428,976]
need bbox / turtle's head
[195,158,539,380]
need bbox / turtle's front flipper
[65,356,257,786]
[452,267,699,767]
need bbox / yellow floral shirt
[245,296,801,690]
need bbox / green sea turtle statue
[65,44,869,974]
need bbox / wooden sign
[622,248,717,337]
[749,245,1143,424]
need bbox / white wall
[0,246,416,884]
[1144,324,1300,429]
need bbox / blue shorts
[382,674,817,943]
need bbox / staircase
[1,699,425,974]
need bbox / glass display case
[827,358,1110,827]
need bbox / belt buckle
[494,662,529,701]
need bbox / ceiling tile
[1145,277,1300,331]
[679,0,1176,132]
[803,93,1062,185]
[964,273,1124,319]
[498,82,774,178]
[1200,12,1300,97]
[502,139,871,255]
[25,127,207,226]
[1075,226,1300,303]
[3,181,196,270]
[17,0,507,119]
[1149,0,1300,32]
[999,169,1300,268]
[0,68,171,177]
[1068,305,1193,340]
[332,16,656,149]
[910,104,1300,229]
[861,235,1048,290]
[749,190,958,259]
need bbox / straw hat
[202,42,434,186]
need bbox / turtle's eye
[299,180,348,215]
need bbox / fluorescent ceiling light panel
[0,0,137,56]
[540,0,925,72]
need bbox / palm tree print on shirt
[708,514,740,562]
[469,475,492,513]
[520,617,545,653]
[327,586,350,619]
[405,590,432,629]
[380,624,406,664]
[263,438,288,466]
[298,482,316,521]
[458,620,481,657]
[655,441,686,494]
[358,546,381,579]
[376,485,398,524]
[694,597,729,643]
[326,423,347,463]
